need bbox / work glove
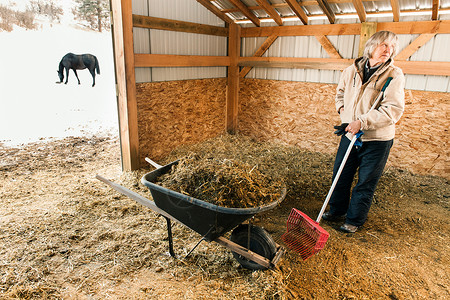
[333,123,348,136]
[354,131,364,147]
[334,123,364,147]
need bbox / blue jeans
[328,136,393,227]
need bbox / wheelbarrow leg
[164,216,176,258]
[185,227,213,258]
[185,237,206,258]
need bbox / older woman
[322,31,405,233]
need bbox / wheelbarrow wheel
[230,224,277,270]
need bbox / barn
[109,0,449,180]
[1,0,449,298]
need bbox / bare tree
[72,0,110,32]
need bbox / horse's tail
[95,56,100,75]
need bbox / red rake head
[281,208,329,260]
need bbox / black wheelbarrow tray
[96,159,287,270]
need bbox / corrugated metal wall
[132,0,227,82]
[132,0,450,92]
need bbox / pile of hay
[155,155,284,208]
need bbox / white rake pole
[316,134,358,223]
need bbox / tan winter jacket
[336,57,405,141]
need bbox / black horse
[57,53,100,87]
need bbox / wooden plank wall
[135,78,449,179]
[136,78,227,164]
[238,79,449,179]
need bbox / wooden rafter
[285,0,308,25]
[255,0,283,26]
[240,35,278,78]
[432,0,440,20]
[229,0,261,27]
[315,35,342,58]
[233,8,450,24]
[316,0,336,24]
[197,0,235,24]
[395,33,437,60]
[216,0,448,26]
[390,0,400,22]
[220,0,389,14]
[352,0,366,22]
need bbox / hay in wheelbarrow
[155,155,284,209]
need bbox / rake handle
[316,134,358,223]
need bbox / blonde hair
[363,31,399,59]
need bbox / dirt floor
[0,134,448,299]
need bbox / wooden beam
[395,61,450,76]
[390,0,400,22]
[227,23,241,134]
[255,0,283,26]
[285,0,308,25]
[241,23,361,37]
[395,33,437,61]
[352,0,366,22]
[376,20,450,34]
[134,54,230,67]
[432,0,440,20]
[111,0,139,171]
[359,22,377,56]
[229,0,260,27]
[132,14,228,36]
[316,0,336,24]
[241,21,450,38]
[240,35,278,78]
[239,57,353,70]
[239,57,450,76]
[197,0,235,24]
[315,35,342,58]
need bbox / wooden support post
[359,22,377,57]
[111,0,140,171]
[226,23,241,134]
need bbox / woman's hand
[346,120,361,135]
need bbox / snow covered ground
[0,2,118,146]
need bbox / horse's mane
[58,59,64,74]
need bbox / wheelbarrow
[96,158,287,270]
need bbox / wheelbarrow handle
[96,175,171,219]
[145,157,163,169]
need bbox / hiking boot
[322,212,346,222]
[339,223,358,233]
